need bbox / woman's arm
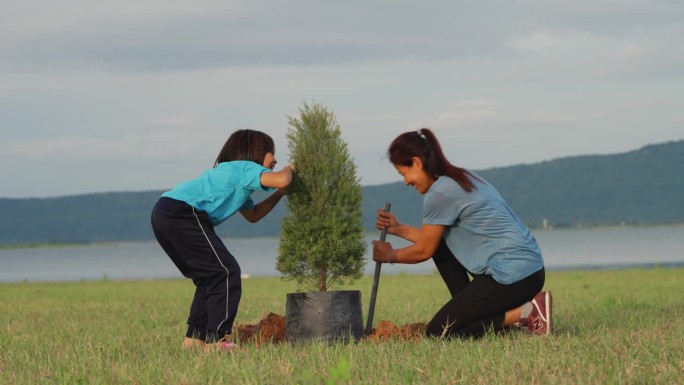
[373,224,444,264]
[391,223,421,243]
[376,208,421,243]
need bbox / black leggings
[426,239,544,338]
[151,197,242,343]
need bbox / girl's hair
[388,128,479,192]
[214,129,275,167]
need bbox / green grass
[1,268,682,384]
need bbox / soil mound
[366,320,427,342]
[234,312,286,345]
[234,314,426,345]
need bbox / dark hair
[214,129,275,167]
[388,128,479,192]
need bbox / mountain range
[1,140,682,245]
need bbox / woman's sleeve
[423,191,464,226]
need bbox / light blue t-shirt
[423,174,544,284]
[161,161,274,226]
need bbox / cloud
[1,0,683,197]
[432,100,499,128]
[508,31,561,52]
[7,126,210,162]
[592,37,684,79]
[0,1,527,71]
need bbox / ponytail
[388,128,479,192]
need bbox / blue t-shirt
[423,174,544,284]
[161,161,274,225]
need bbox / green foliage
[276,102,366,292]
[477,140,684,229]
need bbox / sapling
[277,102,366,292]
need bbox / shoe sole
[545,291,553,336]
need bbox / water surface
[1,226,682,283]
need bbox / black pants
[151,197,242,343]
[427,239,544,338]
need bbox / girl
[151,129,293,352]
[373,128,552,338]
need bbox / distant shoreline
[528,222,684,231]
[0,241,114,250]
[2,223,683,250]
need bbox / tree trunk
[317,266,327,292]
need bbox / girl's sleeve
[241,162,276,192]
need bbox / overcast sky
[2,0,683,198]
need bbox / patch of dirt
[234,314,427,345]
[365,320,427,342]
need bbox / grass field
[1,268,682,384]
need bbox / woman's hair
[388,128,479,192]
[214,129,275,167]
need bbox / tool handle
[365,202,391,336]
[378,202,390,242]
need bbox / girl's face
[394,157,435,194]
[262,152,277,170]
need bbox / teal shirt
[423,174,544,284]
[161,161,275,225]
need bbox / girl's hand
[279,164,295,192]
[376,208,399,235]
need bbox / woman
[373,128,552,338]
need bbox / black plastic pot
[285,290,364,343]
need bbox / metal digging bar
[365,202,391,336]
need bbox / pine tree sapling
[277,102,366,292]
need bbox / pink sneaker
[203,340,238,354]
[524,291,553,336]
[219,341,238,353]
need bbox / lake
[1,226,683,283]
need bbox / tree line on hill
[1,140,682,245]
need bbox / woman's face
[262,152,277,170]
[394,157,435,194]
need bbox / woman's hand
[376,208,400,236]
[372,240,395,264]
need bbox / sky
[2,0,683,198]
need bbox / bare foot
[202,337,237,353]
[182,337,206,349]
